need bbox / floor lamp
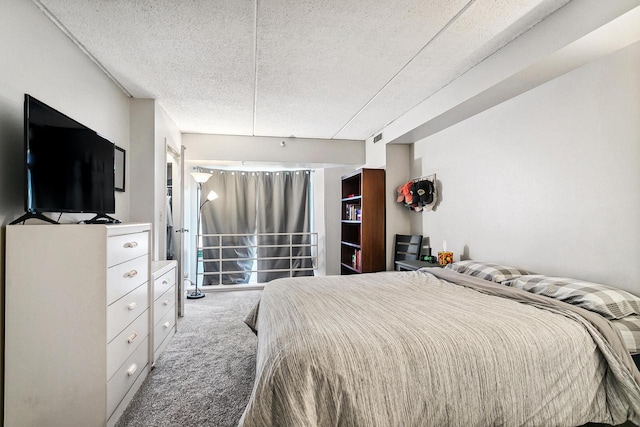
[188,170,218,299]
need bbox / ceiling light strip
[331,0,477,139]
[252,0,259,136]
[32,0,133,98]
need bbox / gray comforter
[240,268,640,427]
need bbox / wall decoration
[395,173,437,212]
[115,145,125,192]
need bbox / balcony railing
[196,232,318,285]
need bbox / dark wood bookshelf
[340,168,385,275]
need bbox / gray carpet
[116,290,261,427]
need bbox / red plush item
[396,181,413,204]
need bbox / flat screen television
[14,95,116,224]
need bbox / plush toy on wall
[396,174,437,212]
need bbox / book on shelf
[345,204,361,221]
[352,249,361,270]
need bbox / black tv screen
[25,95,115,214]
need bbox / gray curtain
[200,171,258,285]
[256,170,313,282]
[199,169,313,285]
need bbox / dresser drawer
[107,255,149,305]
[107,336,148,418]
[154,286,176,325]
[107,232,149,267]
[154,308,176,351]
[107,282,149,343]
[154,268,176,300]
[107,310,149,380]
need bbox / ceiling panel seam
[330,0,478,139]
[252,0,259,136]
[32,0,133,98]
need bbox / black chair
[394,234,423,270]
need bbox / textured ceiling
[36,0,570,140]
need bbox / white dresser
[4,223,151,427]
[151,260,178,364]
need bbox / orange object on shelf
[438,251,453,266]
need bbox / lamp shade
[191,171,212,183]
[206,191,219,201]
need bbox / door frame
[166,141,186,316]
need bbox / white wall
[365,136,387,169]
[312,169,326,275]
[384,144,412,270]
[183,133,363,166]
[131,100,183,260]
[130,99,156,228]
[412,42,640,294]
[365,128,414,272]
[0,0,133,418]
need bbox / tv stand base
[10,213,122,225]
[10,212,59,225]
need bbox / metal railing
[196,232,318,285]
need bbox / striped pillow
[503,275,640,320]
[611,315,640,355]
[444,260,533,283]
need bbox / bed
[239,267,640,427]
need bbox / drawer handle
[127,302,137,311]
[163,299,170,306]
[127,332,138,343]
[124,241,139,249]
[162,280,169,285]
[127,363,138,376]
[124,270,138,278]
[163,321,170,329]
